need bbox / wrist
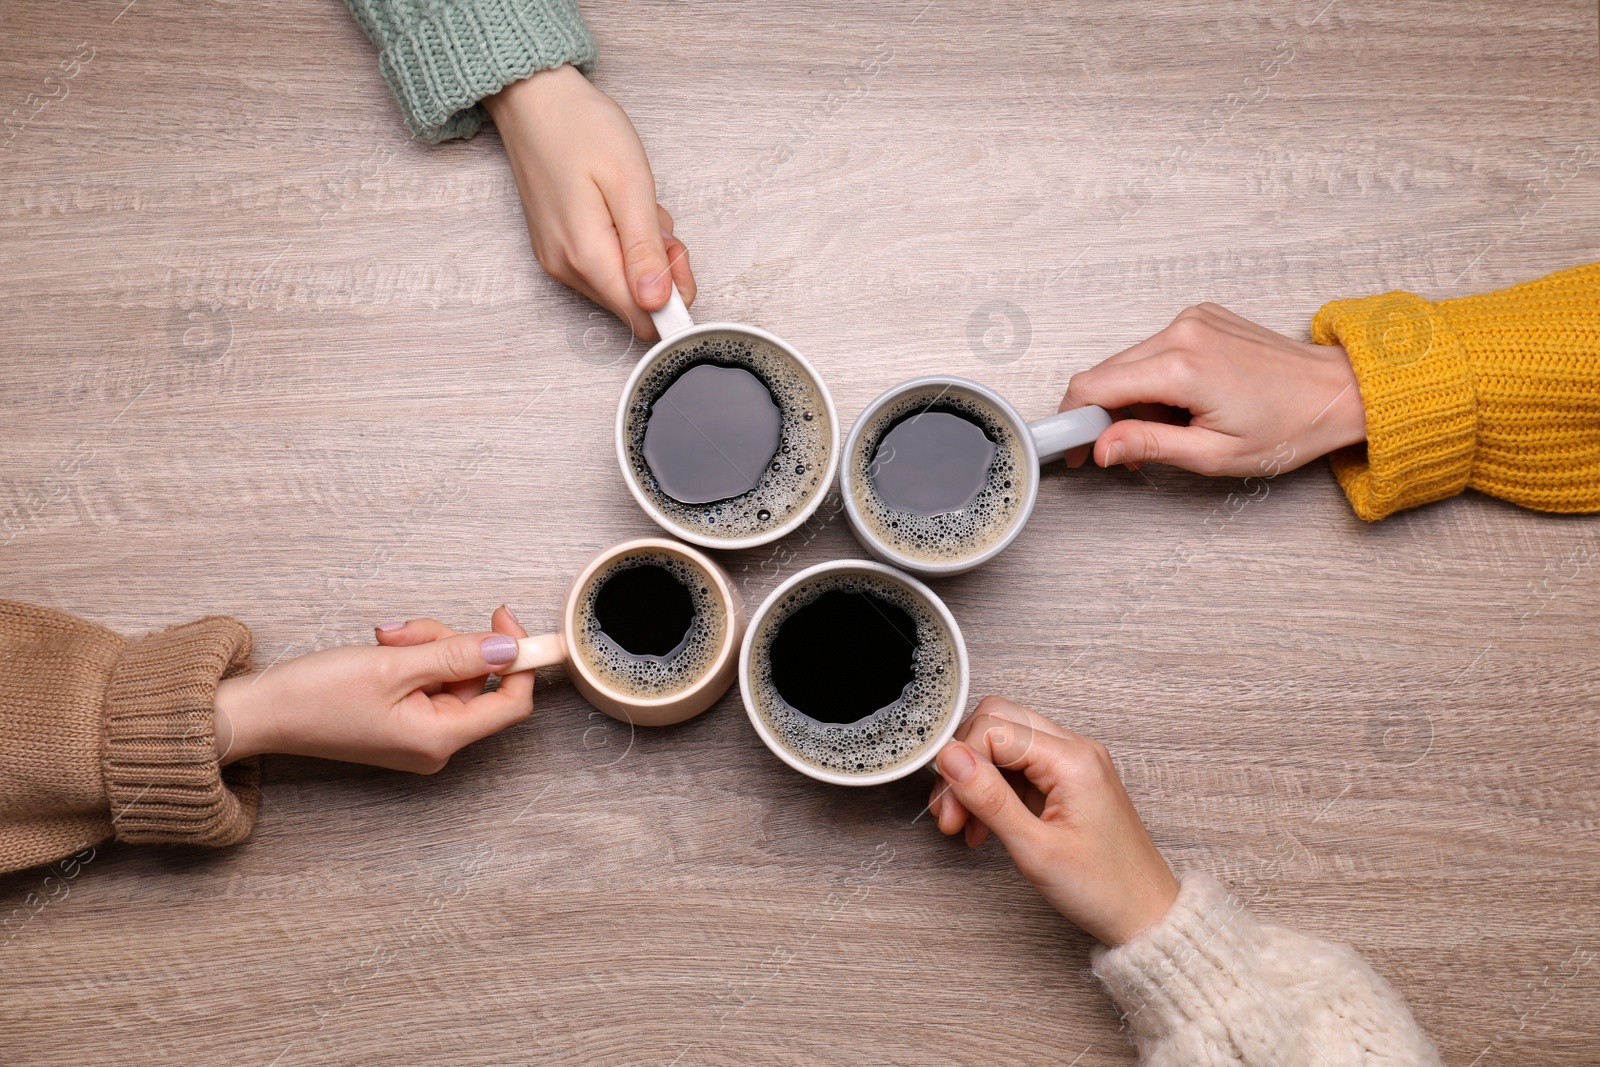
[1311,343,1368,455]
[484,63,582,125]
[1099,872,1181,947]
[214,674,277,764]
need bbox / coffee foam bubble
[573,551,727,699]
[748,570,960,776]
[623,330,832,541]
[849,386,1029,562]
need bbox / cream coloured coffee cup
[505,536,744,726]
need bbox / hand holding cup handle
[650,283,695,342]
[929,695,1180,947]
[505,633,568,673]
[1028,405,1114,463]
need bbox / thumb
[390,631,520,690]
[1093,419,1229,474]
[935,741,1042,851]
[601,175,672,312]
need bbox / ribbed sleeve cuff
[1091,874,1271,1042]
[102,617,260,848]
[350,0,598,142]
[1313,292,1479,521]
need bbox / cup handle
[1028,406,1113,464]
[650,283,695,342]
[505,633,568,674]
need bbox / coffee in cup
[616,286,839,550]
[506,537,744,726]
[842,376,1111,577]
[739,560,969,786]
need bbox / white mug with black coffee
[615,286,840,550]
[841,376,1112,577]
[739,559,969,786]
[505,536,744,726]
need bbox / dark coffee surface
[642,363,782,505]
[847,384,1027,563]
[768,589,917,724]
[870,410,997,516]
[592,563,695,658]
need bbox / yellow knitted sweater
[1313,262,1600,520]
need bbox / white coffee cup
[841,376,1111,577]
[614,287,840,550]
[739,559,970,787]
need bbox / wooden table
[3,1,1597,1063]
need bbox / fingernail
[501,604,521,626]
[376,621,406,632]
[638,270,668,302]
[938,743,977,783]
[481,634,518,665]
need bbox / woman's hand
[213,606,533,774]
[485,64,696,340]
[928,696,1180,946]
[1059,303,1367,477]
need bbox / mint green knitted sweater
[343,0,597,142]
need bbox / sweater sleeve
[1090,874,1440,1067]
[1311,262,1600,520]
[0,600,259,875]
[342,0,598,143]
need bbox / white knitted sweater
[1091,875,1441,1066]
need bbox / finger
[445,604,536,704]
[962,710,1115,814]
[549,185,655,340]
[487,604,533,708]
[390,630,521,690]
[1062,403,1187,469]
[657,204,674,236]
[934,741,1044,854]
[445,682,536,753]
[663,229,696,307]
[377,620,463,697]
[1023,781,1048,817]
[1093,419,1237,475]
[374,618,458,646]
[965,815,991,848]
[441,605,537,749]
[1064,298,1276,414]
[1057,332,1190,467]
[930,776,968,835]
[955,696,1072,746]
[596,166,672,313]
[1063,352,1205,416]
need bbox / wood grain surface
[2,0,1598,1063]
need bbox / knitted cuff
[1312,292,1478,521]
[102,617,260,848]
[1091,874,1272,1042]
[347,0,598,143]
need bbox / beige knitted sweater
[0,600,1438,1063]
[1095,874,1441,1065]
[0,600,258,874]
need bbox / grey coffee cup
[841,376,1111,577]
